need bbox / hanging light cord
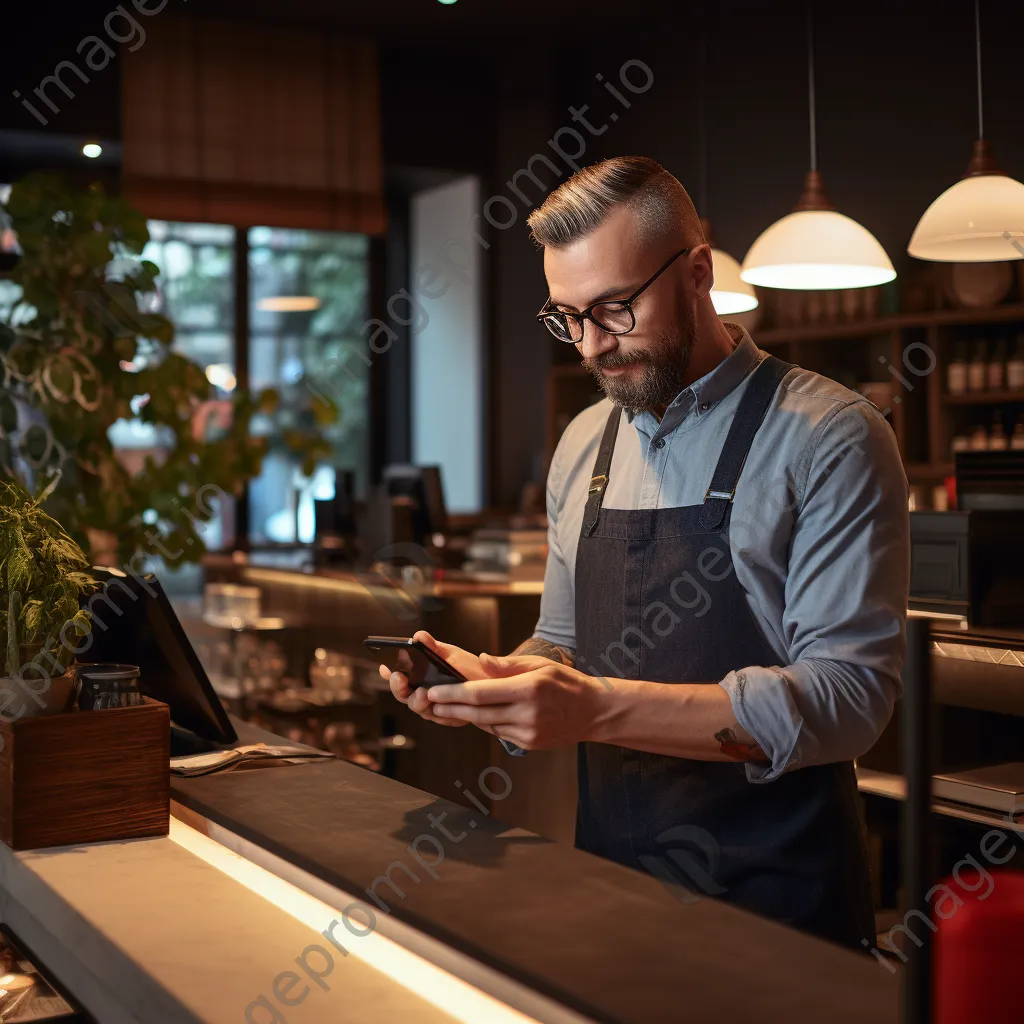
[974,0,984,139]
[697,27,707,215]
[806,0,817,172]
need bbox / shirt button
[653,438,666,450]
[700,402,710,412]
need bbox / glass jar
[947,342,968,395]
[75,663,144,711]
[968,340,988,392]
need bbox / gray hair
[526,156,705,249]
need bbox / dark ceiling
[200,0,676,37]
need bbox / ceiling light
[740,3,895,291]
[206,363,237,391]
[908,1,1024,262]
[256,295,321,312]
[437,0,458,4]
[703,220,758,312]
[82,142,102,159]
[710,249,759,313]
[741,189,897,290]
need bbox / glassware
[1011,417,1024,450]
[988,339,1006,391]
[968,340,988,392]
[947,342,968,395]
[309,648,354,700]
[75,663,144,711]
[1008,336,1024,391]
[988,412,1008,450]
[204,583,262,626]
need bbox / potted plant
[0,173,335,565]
[0,478,97,718]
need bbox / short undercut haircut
[526,156,705,250]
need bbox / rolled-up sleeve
[720,399,910,783]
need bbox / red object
[934,868,1024,1022]
[944,474,957,511]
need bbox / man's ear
[690,244,715,300]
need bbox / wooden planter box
[0,697,170,851]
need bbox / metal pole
[901,615,933,1024]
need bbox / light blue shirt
[534,325,910,782]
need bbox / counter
[0,715,899,1023]
[167,721,898,1024]
[0,816,462,1024]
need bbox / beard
[583,308,697,413]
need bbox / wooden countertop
[170,737,898,1024]
[205,553,545,598]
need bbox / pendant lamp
[256,261,320,313]
[695,30,758,315]
[908,0,1024,262]
[740,2,895,291]
[704,220,758,314]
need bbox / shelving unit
[945,391,1024,406]
[546,299,1024,499]
[856,766,1024,834]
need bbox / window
[127,221,237,550]
[2,204,371,552]
[248,227,370,544]
[143,221,236,379]
[134,222,372,548]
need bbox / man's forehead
[543,227,646,306]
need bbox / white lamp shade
[710,248,758,314]
[741,209,896,290]
[908,173,1024,262]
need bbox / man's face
[542,204,703,412]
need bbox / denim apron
[573,356,874,948]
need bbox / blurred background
[5,0,1024,928]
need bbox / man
[382,156,909,949]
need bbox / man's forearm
[511,636,576,667]
[590,678,769,764]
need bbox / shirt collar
[627,322,764,435]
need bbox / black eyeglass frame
[535,246,692,343]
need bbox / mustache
[584,351,649,372]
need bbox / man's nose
[577,320,618,361]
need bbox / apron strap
[700,356,793,531]
[582,405,622,537]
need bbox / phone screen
[364,639,465,689]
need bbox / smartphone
[363,636,466,689]
[365,636,526,757]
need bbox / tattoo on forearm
[512,637,576,667]
[714,728,769,764]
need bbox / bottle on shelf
[1012,415,1024,451]
[987,339,1006,392]
[968,339,988,392]
[969,424,988,450]
[1008,335,1024,392]
[988,412,1008,451]
[951,434,970,456]
[948,342,969,395]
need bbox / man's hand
[378,630,488,728]
[424,661,612,750]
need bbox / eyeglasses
[535,247,691,343]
